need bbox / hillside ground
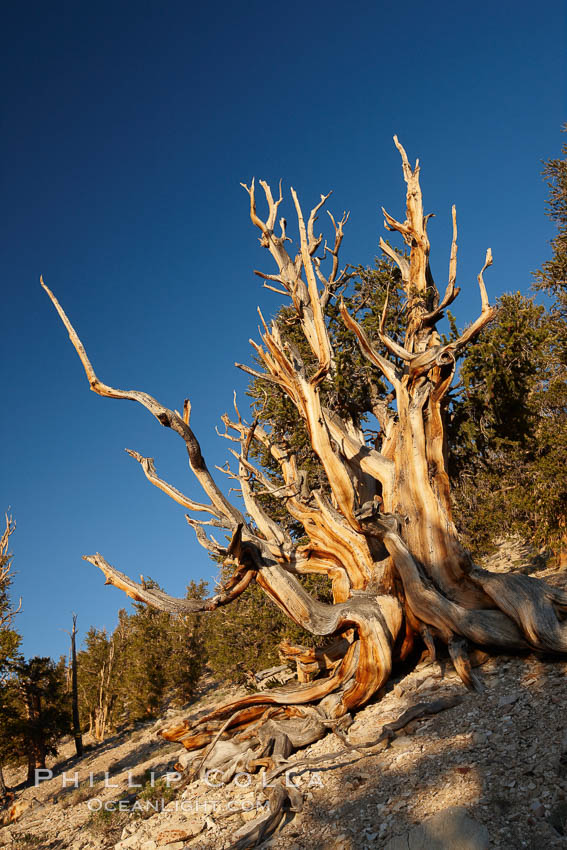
[2,542,567,850]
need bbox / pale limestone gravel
[2,546,567,850]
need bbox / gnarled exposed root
[162,596,403,776]
[448,636,484,692]
[227,781,303,850]
[163,536,567,782]
[469,567,567,653]
[380,520,567,670]
[278,637,349,681]
[224,694,462,850]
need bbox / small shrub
[11,834,50,848]
[134,771,177,818]
[59,780,100,809]
[87,807,129,840]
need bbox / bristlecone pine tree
[43,139,567,843]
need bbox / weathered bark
[43,138,567,846]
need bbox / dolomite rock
[384,806,489,850]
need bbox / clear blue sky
[2,0,565,660]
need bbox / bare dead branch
[125,450,219,516]
[185,516,229,556]
[377,286,413,362]
[41,277,245,527]
[421,205,461,326]
[323,408,394,490]
[477,247,493,312]
[306,192,331,255]
[0,514,21,627]
[263,283,291,297]
[379,238,410,285]
[84,552,256,613]
[290,187,333,376]
[233,422,292,551]
[339,300,402,387]
[235,362,284,386]
[448,249,497,352]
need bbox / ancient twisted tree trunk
[43,139,567,839]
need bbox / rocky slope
[2,542,567,850]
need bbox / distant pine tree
[9,656,70,784]
[120,585,171,720]
[449,292,566,558]
[77,623,126,741]
[76,580,208,736]
[166,580,208,703]
[0,515,22,798]
[449,130,567,563]
[534,126,567,319]
[532,127,567,563]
